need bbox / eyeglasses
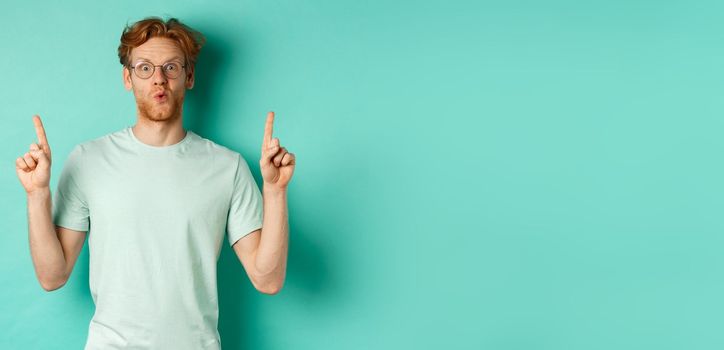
[128,61,186,79]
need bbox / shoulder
[71,128,127,156]
[60,131,115,165]
[189,131,253,164]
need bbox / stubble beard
[137,93,184,123]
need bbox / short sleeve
[226,153,263,246]
[52,145,90,232]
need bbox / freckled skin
[122,37,195,123]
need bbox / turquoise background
[2,0,723,349]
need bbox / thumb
[28,149,50,169]
[261,144,280,168]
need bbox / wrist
[27,187,51,201]
[262,184,287,196]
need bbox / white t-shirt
[52,126,263,349]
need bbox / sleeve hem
[227,221,263,246]
[53,220,89,232]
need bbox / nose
[151,66,167,86]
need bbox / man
[14,17,295,349]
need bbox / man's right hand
[16,115,53,194]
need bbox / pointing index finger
[33,115,49,146]
[264,111,274,147]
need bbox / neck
[132,118,187,147]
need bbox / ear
[185,67,195,90]
[123,66,133,91]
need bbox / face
[123,37,195,123]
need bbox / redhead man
[15,16,295,349]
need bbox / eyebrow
[133,55,184,63]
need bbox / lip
[152,90,168,102]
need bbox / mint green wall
[2,1,723,349]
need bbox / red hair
[118,17,206,71]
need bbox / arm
[233,187,289,295]
[232,111,295,295]
[27,188,87,291]
[16,115,87,292]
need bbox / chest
[85,155,234,235]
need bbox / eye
[138,63,152,71]
[164,63,180,71]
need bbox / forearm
[254,187,289,287]
[27,188,67,289]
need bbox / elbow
[254,278,284,295]
[258,284,283,295]
[252,266,286,295]
[38,274,68,292]
[40,279,66,292]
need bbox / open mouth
[153,91,168,102]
